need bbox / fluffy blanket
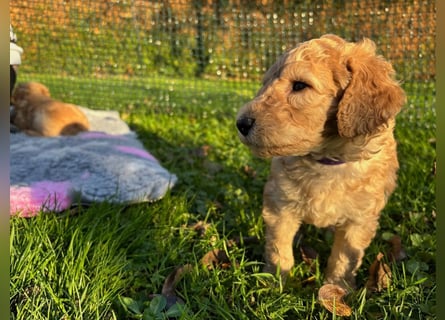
[10,107,177,217]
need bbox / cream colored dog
[11,82,90,136]
[236,34,405,289]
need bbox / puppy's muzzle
[236,117,255,136]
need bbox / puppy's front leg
[324,221,378,289]
[262,180,302,277]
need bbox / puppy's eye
[292,81,308,92]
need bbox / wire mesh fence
[10,0,435,123]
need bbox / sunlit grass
[10,74,435,319]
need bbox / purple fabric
[10,131,177,218]
[10,181,73,217]
[114,145,158,162]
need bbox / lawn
[10,74,436,319]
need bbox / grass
[10,74,436,319]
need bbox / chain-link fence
[10,0,435,122]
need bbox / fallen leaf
[243,165,257,178]
[162,264,193,298]
[200,249,231,269]
[299,244,319,271]
[190,221,211,237]
[198,236,259,271]
[318,283,352,317]
[193,145,211,158]
[147,264,193,310]
[365,252,392,293]
[387,235,407,262]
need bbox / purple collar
[316,157,345,165]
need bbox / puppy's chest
[276,163,363,227]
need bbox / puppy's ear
[11,83,26,104]
[41,85,50,96]
[337,38,406,138]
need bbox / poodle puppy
[11,82,90,136]
[236,34,406,289]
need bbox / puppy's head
[236,34,406,158]
[12,82,51,107]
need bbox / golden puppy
[236,34,405,289]
[11,82,90,136]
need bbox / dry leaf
[387,235,407,262]
[199,236,259,271]
[299,244,319,271]
[243,165,257,178]
[200,249,231,269]
[193,145,211,158]
[190,221,211,237]
[318,283,352,316]
[162,264,193,298]
[148,264,193,309]
[365,252,392,293]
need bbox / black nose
[236,117,255,136]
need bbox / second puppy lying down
[11,82,90,136]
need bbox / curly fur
[11,82,90,136]
[236,34,405,289]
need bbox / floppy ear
[11,83,27,105]
[38,84,50,97]
[337,38,406,138]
